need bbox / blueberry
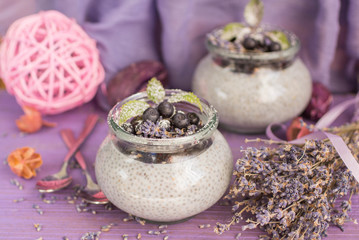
[142,107,160,122]
[262,36,273,52]
[157,101,174,118]
[172,113,189,129]
[242,37,257,50]
[269,42,281,52]
[186,112,200,125]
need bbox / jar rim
[107,90,219,149]
[206,24,300,62]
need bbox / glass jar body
[193,55,312,133]
[96,131,232,222]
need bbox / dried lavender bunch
[216,123,359,239]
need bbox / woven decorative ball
[0,10,104,114]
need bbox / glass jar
[95,90,233,223]
[192,28,312,133]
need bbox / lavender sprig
[139,120,169,138]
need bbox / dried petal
[303,82,333,121]
[7,147,42,179]
[16,106,56,133]
[106,60,168,107]
[286,117,312,141]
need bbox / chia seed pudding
[192,25,312,133]
[95,89,233,222]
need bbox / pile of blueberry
[121,101,202,138]
[242,35,281,52]
[207,28,287,55]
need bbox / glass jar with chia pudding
[192,24,312,133]
[95,88,233,223]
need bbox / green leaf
[146,77,165,104]
[223,22,244,32]
[118,100,150,125]
[221,23,244,40]
[267,30,290,50]
[244,0,264,28]
[168,92,203,112]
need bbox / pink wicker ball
[0,10,104,114]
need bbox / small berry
[269,42,281,52]
[143,107,160,122]
[262,36,272,51]
[186,112,200,125]
[242,37,257,50]
[157,101,175,118]
[172,113,189,129]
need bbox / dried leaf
[303,82,333,121]
[244,0,264,27]
[7,147,43,179]
[286,117,312,141]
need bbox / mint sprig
[117,78,203,126]
[147,77,165,104]
[118,100,150,125]
[244,0,264,28]
[168,92,203,112]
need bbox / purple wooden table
[0,90,358,239]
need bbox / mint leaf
[267,30,290,50]
[221,23,244,40]
[118,100,150,125]
[147,77,165,104]
[244,0,264,28]
[168,92,203,112]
